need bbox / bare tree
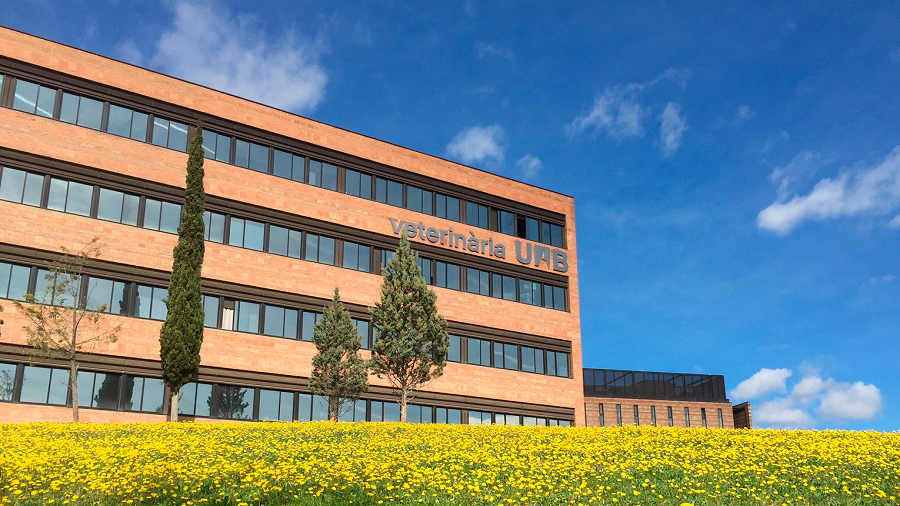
[13,239,121,422]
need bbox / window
[434,261,460,290]
[370,400,400,422]
[0,167,43,207]
[344,169,372,199]
[342,241,371,272]
[718,408,724,429]
[651,406,657,427]
[353,319,371,349]
[106,104,149,141]
[616,404,622,426]
[549,223,564,248]
[202,295,220,328]
[466,337,491,367]
[203,211,226,243]
[491,274,516,301]
[701,408,708,428]
[447,335,461,362]
[338,399,367,422]
[684,407,691,428]
[598,404,605,427]
[308,160,338,191]
[134,285,168,321]
[151,118,188,151]
[498,210,515,235]
[0,362,16,401]
[258,389,294,422]
[214,385,254,420]
[543,285,568,311]
[76,371,120,409]
[493,342,518,370]
[202,130,232,162]
[416,258,432,285]
[85,276,128,314]
[375,177,403,207]
[465,202,489,229]
[97,188,140,226]
[0,261,32,301]
[12,79,56,117]
[234,301,261,333]
[267,225,302,258]
[263,305,299,339]
[434,407,462,424]
[407,404,433,424]
[227,218,265,251]
[120,376,163,413]
[466,267,490,296]
[495,413,519,426]
[304,234,335,265]
[234,139,269,174]
[406,186,433,215]
[552,352,569,378]
[143,199,181,234]
[59,92,103,130]
[20,366,69,405]
[46,178,93,217]
[668,407,674,427]
[634,405,640,425]
[520,347,544,374]
[517,216,540,242]
[468,410,491,425]
[435,194,460,222]
[300,311,321,341]
[518,280,542,306]
[272,150,305,182]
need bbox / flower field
[1,423,898,506]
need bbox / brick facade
[583,396,736,429]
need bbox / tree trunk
[70,359,79,423]
[400,386,408,423]
[168,389,179,422]
[329,397,339,422]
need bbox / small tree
[159,122,206,422]
[370,235,449,422]
[13,239,121,422]
[310,288,369,421]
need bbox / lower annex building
[0,27,747,428]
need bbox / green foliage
[12,239,121,421]
[370,235,449,421]
[310,288,369,421]
[159,122,206,421]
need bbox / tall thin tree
[370,235,449,422]
[159,122,206,422]
[310,288,369,421]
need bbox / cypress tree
[310,288,369,421]
[370,235,449,422]
[159,122,206,422]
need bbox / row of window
[597,403,725,429]
[2,75,565,247]
[0,361,572,426]
[582,369,727,401]
[0,165,569,311]
[0,261,570,378]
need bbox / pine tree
[159,122,206,422]
[310,288,369,421]
[370,235,449,422]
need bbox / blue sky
[3,1,899,431]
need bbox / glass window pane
[345,169,361,196]
[20,366,51,403]
[217,386,254,420]
[343,242,359,270]
[358,173,372,199]
[258,389,281,421]
[281,392,295,421]
[499,211,515,235]
[502,276,516,301]
[159,202,181,234]
[297,393,312,422]
[150,287,168,320]
[282,309,298,339]
[59,93,79,123]
[312,395,329,421]
[178,383,197,416]
[318,237,335,265]
[204,211,225,243]
[123,376,144,411]
[0,363,14,402]
[234,140,250,168]
[292,155,305,182]
[304,234,318,262]
[140,377,163,413]
[384,402,401,422]
[556,353,569,377]
[229,218,245,247]
[553,287,566,311]
[447,264,460,290]
[168,122,188,151]
[201,129,217,159]
[249,143,269,173]
[540,222,552,245]
[273,150,292,179]
[288,230,303,259]
[48,368,70,405]
[237,301,260,333]
[301,311,317,341]
[504,344,518,370]
[322,163,338,190]
[151,118,169,147]
[85,277,113,312]
[93,373,120,409]
[387,181,403,207]
[64,181,92,217]
[46,178,67,211]
[243,220,265,251]
[0,167,26,203]
[194,383,212,417]
[359,246,371,272]
[143,199,161,231]
[407,187,422,213]
[269,226,288,256]
[97,188,124,223]
[526,218,540,241]
[106,105,133,137]
[203,295,219,328]
[309,160,322,186]
[521,347,535,373]
[12,80,39,114]
[448,335,460,362]
[264,305,286,337]
[76,96,103,130]
[131,112,149,141]
[215,134,231,163]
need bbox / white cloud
[475,42,513,61]
[767,151,823,201]
[791,376,827,406]
[816,381,883,421]
[734,105,755,127]
[868,274,896,285]
[135,0,327,112]
[446,125,505,165]
[889,215,900,229]
[115,40,144,67]
[731,368,792,401]
[566,83,646,140]
[758,146,900,234]
[658,102,687,157]
[755,397,816,429]
[515,155,542,181]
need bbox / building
[0,27,746,428]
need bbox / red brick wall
[583,396,736,429]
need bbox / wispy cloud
[515,155,542,181]
[767,151,824,201]
[758,146,900,234]
[658,102,687,157]
[446,125,505,165]
[733,367,884,428]
[475,42,513,61]
[868,274,896,286]
[734,105,755,127]
[120,0,328,112]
